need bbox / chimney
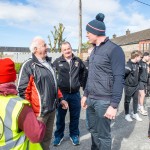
[126,29,130,35]
[113,34,117,38]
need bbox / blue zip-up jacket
[84,38,125,108]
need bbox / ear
[33,47,37,54]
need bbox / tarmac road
[50,91,150,150]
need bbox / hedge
[15,63,22,74]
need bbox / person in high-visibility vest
[0,58,46,150]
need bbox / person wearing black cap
[138,52,150,116]
[81,13,125,150]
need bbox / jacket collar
[32,54,52,64]
[96,37,109,47]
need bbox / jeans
[54,92,81,138]
[86,98,111,150]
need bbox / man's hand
[81,96,87,109]
[60,100,68,109]
[104,106,117,120]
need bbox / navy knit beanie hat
[86,13,106,36]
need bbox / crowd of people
[0,12,150,150]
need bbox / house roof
[0,47,30,52]
[111,28,150,46]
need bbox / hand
[81,96,87,109]
[60,100,68,109]
[37,116,45,123]
[104,106,117,120]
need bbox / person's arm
[17,62,32,101]
[18,105,46,143]
[110,46,125,108]
[125,64,131,78]
[57,88,68,109]
[79,59,87,89]
[104,46,125,120]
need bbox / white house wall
[2,52,77,63]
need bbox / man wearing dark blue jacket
[81,13,125,150]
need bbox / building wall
[139,40,150,52]
[121,44,139,61]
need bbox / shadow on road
[111,111,136,150]
[50,118,91,150]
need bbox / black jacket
[125,59,139,87]
[18,54,61,117]
[53,54,86,93]
[139,60,149,83]
[125,59,139,96]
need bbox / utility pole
[78,0,82,58]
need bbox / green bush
[15,63,22,74]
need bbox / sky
[0,0,150,49]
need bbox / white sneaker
[125,114,133,122]
[132,113,142,121]
[139,109,148,116]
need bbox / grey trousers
[86,98,111,150]
[39,111,55,150]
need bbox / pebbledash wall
[0,47,77,63]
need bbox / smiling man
[18,36,68,150]
[53,41,86,146]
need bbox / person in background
[53,41,86,146]
[18,36,68,150]
[83,47,93,90]
[81,13,125,150]
[124,50,142,122]
[145,59,150,97]
[138,52,150,116]
[0,58,46,150]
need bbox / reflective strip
[17,58,31,90]
[0,135,26,150]
[2,97,26,149]
[125,66,131,71]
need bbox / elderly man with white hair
[18,36,68,150]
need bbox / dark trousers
[54,92,81,138]
[39,111,55,150]
[124,90,138,114]
[86,98,111,150]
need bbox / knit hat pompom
[96,13,105,22]
[86,13,106,36]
